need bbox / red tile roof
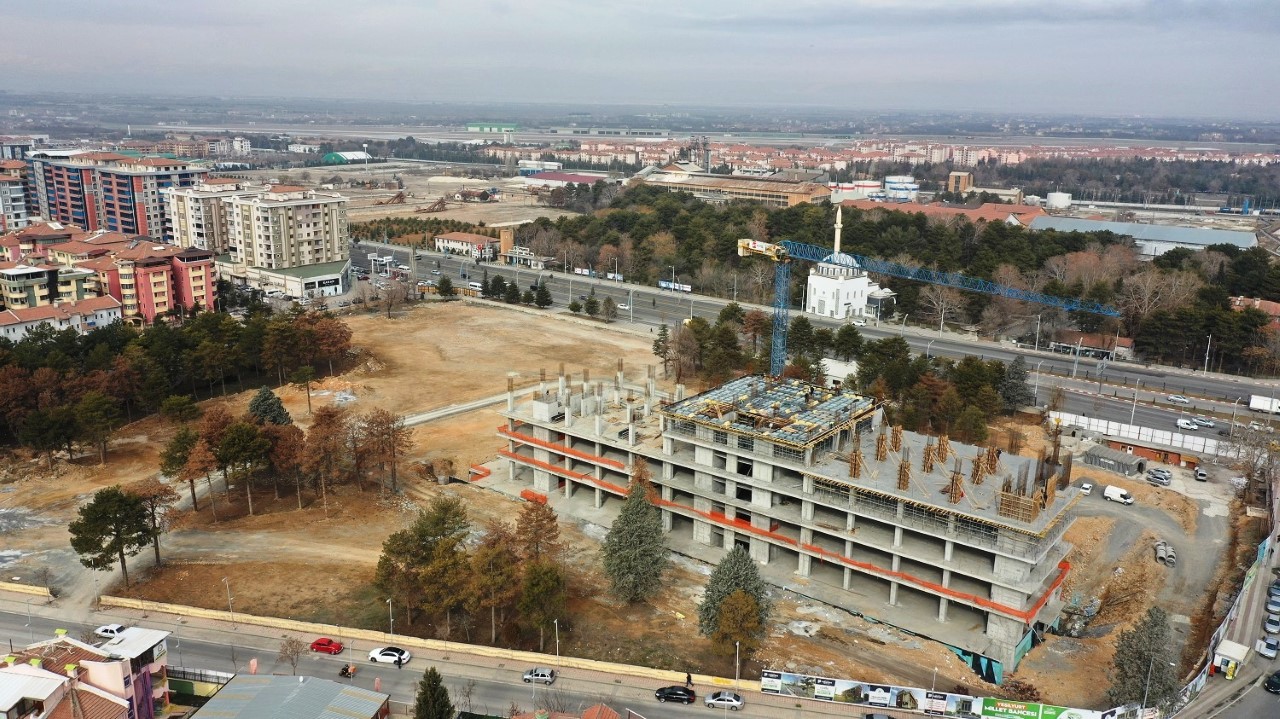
[48,687,129,719]
[267,184,307,193]
[48,240,116,257]
[0,160,26,170]
[1231,296,1280,317]
[0,296,122,327]
[129,157,188,167]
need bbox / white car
[1268,596,1280,614]
[851,319,867,327]
[617,304,629,310]
[431,269,441,275]
[94,624,127,639]
[1176,418,1198,431]
[1079,482,1094,496]
[368,647,411,664]
[1266,614,1280,635]
[1167,395,1191,405]
[1258,637,1280,659]
[705,692,745,710]
[1192,416,1215,428]
[522,667,556,685]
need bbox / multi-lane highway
[347,242,1278,431]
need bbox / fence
[1049,412,1225,457]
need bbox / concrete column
[594,487,603,509]
[797,553,812,577]
[802,475,815,493]
[558,374,566,398]
[937,597,949,622]
[889,581,899,605]
[564,403,572,429]
[846,513,856,532]
[693,518,713,545]
[800,527,813,545]
[506,378,515,411]
[893,526,903,548]
[629,423,637,446]
[944,540,954,562]
[843,567,852,590]
[941,568,951,587]
[676,383,685,400]
[595,414,603,436]
[801,500,814,521]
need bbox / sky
[4,0,1279,119]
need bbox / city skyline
[4,0,1279,120]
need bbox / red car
[310,638,344,655]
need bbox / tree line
[0,307,352,463]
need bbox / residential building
[1230,296,1280,331]
[224,186,349,270]
[1028,216,1257,257]
[191,675,389,719]
[3,626,172,719]
[0,262,96,311]
[165,179,267,253]
[521,171,612,188]
[0,663,129,719]
[804,207,889,321]
[641,169,832,208]
[27,150,208,240]
[0,222,81,262]
[82,242,217,323]
[0,295,123,341]
[500,373,1074,681]
[435,231,501,260]
[0,173,27,232]
[0,136,36,160]
[947,171,974,195]
[1048,330,1135,361]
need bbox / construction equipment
[415,198,448,213]
[736,237,1123,376]
[376,191,407,205]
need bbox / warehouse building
[499,373,1076,682]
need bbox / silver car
[705,692,744,711]
[522,667,556,685]
[1265,614,1280,635]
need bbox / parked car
[851,319,867,327]
[1266,670,1280,694]
[1258,637,1280,659]
[1167,395,1191,405]
[1176,418,1199,431]
[1147,468,1172,480]
[310,638,344,655]
[1079,482,1094,496]
[617,304,629,310]
[1267,596,1280,614]
[705,692,744,711]
[94,624,127,639]
[368,647,411,664]
[1192,416,1215,428]
[522,668,556,685]
[1146,474,1171,487]
[654,686,696,704]
[351,297,364,304]
[337,300,351,308]
[1270,580,1280,599]
[1265,614,1280,635]
[431,269,441,275]
[864,714,896,719]
[1195,468,1208,481]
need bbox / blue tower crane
[737,239,1122,376]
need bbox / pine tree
[503,282,522,304]
[436,276,455,297]
[710,589,764,655]
[534,284,553,308]
[698,545,772,637]
[247,387,292,425]
[601,459,668,603]
[653,324,671,375]
[1107,606,1177,710]
[584,295,600,317]
[412,666,454,719]
[999,355,1036,411]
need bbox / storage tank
[883,175,919,202]
[1046,192,1072,210]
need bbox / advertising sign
[981,699,1041,719]
[657,280,692,293]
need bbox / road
[348,242,1280,430]
[0,605,915,719]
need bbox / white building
[230,137,252,156]
[164,179,267,253]
[0,175,27,232]
[224,185,349,270]
[805,206,888,321]
[0,295,123,342]
[434,231,500,260]
[288,143,322,154]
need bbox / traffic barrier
[0,581,53,599]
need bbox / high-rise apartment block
[164,179,266,253]
[224,186,349,269]
[27,150,207,240]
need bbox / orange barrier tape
[499,425,627,470]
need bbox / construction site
[499,372,1078,683]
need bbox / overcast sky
[5,0,1278,119]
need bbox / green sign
[982,698,1042,719]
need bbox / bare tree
[277,636,307,675]
[919,285,967,327]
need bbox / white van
[1103,485,1134,505]
[468,281,484,291]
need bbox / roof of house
[841,199,1045,225]
[435,231,497,245]
[0,665,65,712]
[1029,216,1257,248]
[1083,444,1142,467]
[258,259,350,279]
[191,674,388,719]
[525,171,608,184]
[1053,330,1134,350]
[513,705,619,719]
[97,627,168,660]
[48,685,129,719]
[1230,296,1280,317]
[0,296,123,327]
[267,185,307,194]
[0,160,27,170]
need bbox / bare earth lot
[0,301,1229,701]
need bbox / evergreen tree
[601,459,668,603]
[412,666,454,719]
[521,289,535,305]
[1107,606,1177,710]
[698,545,772,637]
[652,324,671,375]
[584,295,601,317]
[436,276,455,297]
[568,300,583,314]
[248,386,292,425]
[68,486,151,587]
[602,296,618,322]
[998,355,1035,411]
[488,275,506,299]
[503,282,522,304]
[833,324,864,361]
[710,589,765,656]
[534,284,553,308]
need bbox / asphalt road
[345,242,1278,430]
[0,607,907,719]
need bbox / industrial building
[499,372,1076,681]
[1028,216,1257,256]
[639,167,832,208]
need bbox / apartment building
[27,150,207,241]
[0,663,129,719]
[500,374,1074,682]
[0,173,27,232]
[0,221,81,262]
[0,295,123,341]
[0,262,96,311]
[3,626,172,719]
[224,185,348,270]
[165,179,266,253]
[80,242,217,323]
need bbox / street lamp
[734,641,741,692]
[386,598,394,637]
[669,265,676,292]
[926,340,936,359]
[1034,360,1045,405]
[931,667,938,692]
[553,619,560,662]
[614,257,620,284]
[362,143,369,175]
[221,577,235,627]
[1141,656,1176,713]
[1230,397,1241,435]
[1203,333,1213,376]
[1033,314,1042,353]
[1130,391,1139,426]
[26,597,33,642]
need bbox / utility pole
[1203,334,1212,376]
[1070,338,1083,378]
[1034,314,1042,353]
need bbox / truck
[1250,395,1280,414]
[1103,485,1134,505]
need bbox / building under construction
[499,372,1077,681]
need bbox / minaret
[833,205,843,254]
